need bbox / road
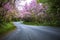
[1,22,60,40]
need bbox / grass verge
[0,22,16,35]
[23,21,46,26]
[23,21,60,27]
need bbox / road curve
[1,22,60,40]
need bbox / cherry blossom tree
[0,0,17,23]
[15,0,48,22]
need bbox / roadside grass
[23,21,60,27]
[0,22,16,35]
[23,21,48,26]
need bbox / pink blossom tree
[15,0,48,21]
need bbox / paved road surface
[1,22,60,40]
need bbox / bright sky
[15,0,32,11]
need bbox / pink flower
[3,2,12,11]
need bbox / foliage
[0,0,60,26]
[19,0,60,26]
[37,0,48,3]
[0,22,16,35]
[37,0,60,26]
[16,0,48,22]
[23,21,52,26]
[47,0,60,26]
[0,0,17,35]
[0,0,18,27]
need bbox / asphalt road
[1,22,60,40]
